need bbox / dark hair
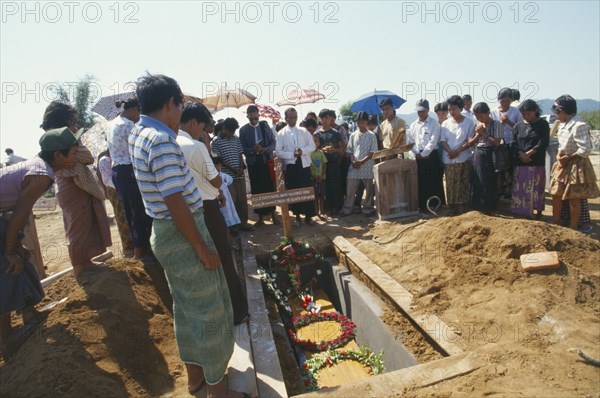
[115,96,139,110]
[214,120,224,135]
[246,105,259,114]
[497,87,513,101]
[304,119,317,129]
[5,148,13,154]
[42,100,77,131]
[181,102,212,124]
[518,99,541,117]
[135,73,183,115]
[38,147,72,164]
[284,107,297,117]
[434,102,448,112]
[319,109,336,119]
[461,94,472,102]
[554,95,577,115]
[222,117,239,131]
[367,115,378,125]
[355,111,369,121]
[275,121,288,132]
[380,98,394,108]
[211,156,222,165]
[446,95,464,109]
[306,112,317,119]
[511,89,521,101]
[472,102,490,114]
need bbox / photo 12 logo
[401,81,540,104]
[200,1,340,23]
[400,1,540,24]
[1,1,140,24]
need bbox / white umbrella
[201,88,257,113]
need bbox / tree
[54,74,97,129]
[339,101,356,121]
[580,110,600,130]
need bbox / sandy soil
[0,154,598,397]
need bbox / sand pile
[0,259,182,398]
[350,212,600,397]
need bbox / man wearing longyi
[128,73,252,398]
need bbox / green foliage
[53,75,97,129]
[339,101,356,121]
[580,110,600,130]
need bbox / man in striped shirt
[129,74,243,397]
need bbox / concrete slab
[332,236,463,356]
[243,242,288,398]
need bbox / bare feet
[185,363,205,394]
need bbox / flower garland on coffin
[258,239,326,315]
[288,311,356,352]
[301,346,386,391]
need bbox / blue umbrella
[350,90,406,114]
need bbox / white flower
[272,255,278,260]
[271,273,277,279]
[316,269,322,275]
[305,243,310,248]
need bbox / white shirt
[4,153,27,166]
[275,125,315,168]
[176,130,219,200]
[407,116,441,158]
[557,117,592,157]
[460,108,477,123]
[98,155,115,189]
[441,117,476,164]
[491,106,523,144]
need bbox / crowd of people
[0,73,598,397]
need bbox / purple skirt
[511,166,546,217]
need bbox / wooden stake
[273,157,293,240]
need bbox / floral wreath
[301,346,385,391]
[288,311,356,352]
[258,239,325,315]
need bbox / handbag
[492,144,510,172]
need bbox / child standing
[310,134,328,221]
[213,157,241,237]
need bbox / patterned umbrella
[92,91,203,121]
[242,104,281,120]
[80,120,110,160]
[201,88,257,112]
[276,88,325,107]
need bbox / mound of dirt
[350,212,600,397]
[0,259,182,398]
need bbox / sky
[1,0,599,157]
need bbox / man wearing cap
[0,128,79,353]
[379,98,407,150]
[407,99,446,211]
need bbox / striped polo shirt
[129,115,203,219]
[210,134,244,180]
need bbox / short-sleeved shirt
[441,117,476,164]
[107,115,136,166]
[317,128,343,163]
[211,134,244,180]
[176,130,219,201]
[0,157,54,209]
[491,106,523,145]
[557,117,592,157]
[346,130,378,179]
[129,115,203,219]
[310,149,328,179]
[380,116,406,148]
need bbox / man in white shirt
[176,102,249,327]
[460,95,477,122]
[4,148,26,166]
[275,107,316,225]
[407,99,446,211]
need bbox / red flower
[303,363,309,369]
[304,380,311,386]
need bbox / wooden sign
[372,143,415,160]
[251,187,315,209]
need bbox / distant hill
[537,99,600,114]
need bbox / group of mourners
[0,73,598,397]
